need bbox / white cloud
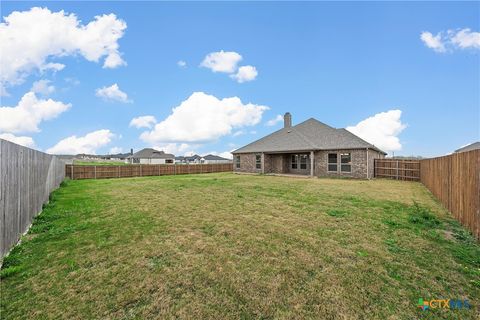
[0,133,35,148]
[200,51,242,73]
[46,129,114,154]
[95,84,131,103]
[230,65,258,83]
[0,92,71,133]
[420,31,446,52]
[140,92,269,144]
[421,28,480,52]
[346,109,406,152]
[31,80,55,95]
[109,146,122,154]
[451,28,480,49]
[129,115,157,128]
[177,60,187,68]
[232,130,245,137]
[266,114,283,126]
[64,77,80,86]
[0,7,127,92]
[103,52,126,69]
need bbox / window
[328,153,337,172]
[300,154,308,169]
[256,154,261,169]
[341,153,351,172]
[291,155,298,169]
[235,155,241,169]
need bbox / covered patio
[262,151,315,176]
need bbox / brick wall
[314,149,383,179]
[235,149,384,179]
[234,153,262,173]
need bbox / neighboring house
[127,148,175,164]
[175,154,232,164]
[232,112,386,179]
[76,153,103,160]
[103,149,133,161]
[454,142,480,153]
[203,154,232,164]
[102,152,132,161]
[175,154,203,164]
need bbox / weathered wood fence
[420,150,479,240]
[65,163,233,180]
[374,151,479,239]
[374,159,420,181]
[0,139,65,258]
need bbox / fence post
[140,164,142,177]
[117,166,120,178]
[174,164,176,175]
[396,160,399,180]
[94,165,97,179]
[71,165,74,180]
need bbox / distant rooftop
[454,141,480,153]
[128,148,175,159]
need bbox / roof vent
[284,112,292,128]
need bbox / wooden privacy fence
[374,152,479,239]
[65,163,233,180]
[0,139,65,258]
[420,150,479,240]
[374,159,421,181]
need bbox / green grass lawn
[1,173,479,319]
[73,160,129,165]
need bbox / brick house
[232,113,386,179]
[127,148,175,164]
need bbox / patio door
[289,154,310,174]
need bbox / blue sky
[1,1,479,157]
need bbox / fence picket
[66,163,233,181]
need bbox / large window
[341,153,351,172]
[328,153,337,172]
[291,155,298,169]
[256,154,261,169]
[235,155,241,169]
[300,154,308,169]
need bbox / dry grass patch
[1,173,479,319]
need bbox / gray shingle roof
[203,154,230,161]
[128,148,175,159]
[454,142,480,153]
[232,118,386,154]
[175,154,202,161]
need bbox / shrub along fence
[375,151,479,240]
[420,150,479,240]
[0,139,65,258]
[65,163,234,180]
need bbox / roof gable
[129,148,175,159]
[232,117,385,154]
